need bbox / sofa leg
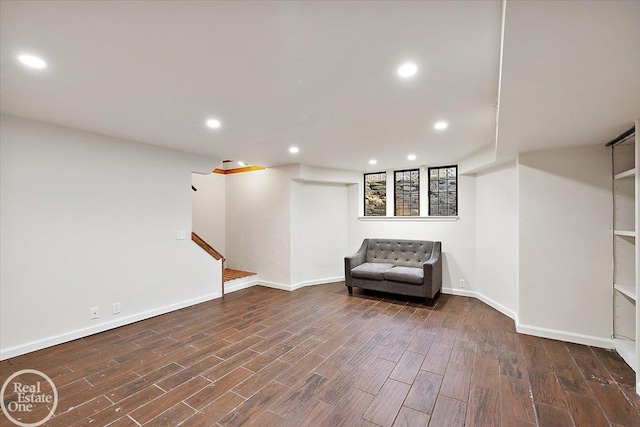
[347,286,353,296]
[425,291,440,306]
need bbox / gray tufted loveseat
[344,238,442,305]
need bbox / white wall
[518,145,612,346]
[347,175,477,293]
[225,165,353,289]
[192,172,226,255]
[291,181,348,286]
[299,164,360,184]
[225,165,299,285]
[0,115,222,359]
[475,160,519,317]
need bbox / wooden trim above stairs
[213,165,265,175]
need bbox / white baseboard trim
[291,276,345,291]
[517,323,614,349]
[441,288,517,322]
[259,276,345,292]
[257,280,291,291]
[224,275,260,294]
[441,287,475,298]
[0,291,222,361]
[442,287,612,349]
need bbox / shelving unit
[615,283,637,301]
[615,168,637,180]
[610,121,638,394]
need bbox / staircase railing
[191,232,225,295]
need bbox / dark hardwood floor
[1,283,639,426]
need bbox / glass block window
[394,169,420,216]
[429,165,457,216]
[364,172,387,216]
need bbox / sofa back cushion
[365,239,434,268]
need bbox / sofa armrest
[422,241,442,298]
[345,239,368,286]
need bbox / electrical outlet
[112,302,121,315]
[176,230,186,240]
[459,279,465,288]
[90,306,99,319]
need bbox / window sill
[358,216,459,222]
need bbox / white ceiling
[498,0,640,160]
[1,1,638,172]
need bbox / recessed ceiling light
[434,121,448,130]
[369,159,377,165]
[397,62,418,78]
[407,154,417,161]
[206,119,221,129]
[18,54,47,69]
[289,146,299,154]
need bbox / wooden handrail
[192,232,225,296]
[191,232,224,261]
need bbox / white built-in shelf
[615,230,637,237]
[611,122,638,386]
[614,168,637,180]
[615,283,637,301]
[614,338,637,373]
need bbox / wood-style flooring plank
[589,382,640,426]
[499,349,527,380]
[421,344,452,375]
[389,350,425,384]
[313,346,357,379]
[144,401,196,426]
[354,357,396,394]
[592,348,636,385]
[294,398,334,427]
[573,351,613,386]
[319,387,375,427]
[316,365,363,406]
[89,385,165,423]
[187,391,246,427]
[536,402,574,427]
[393,406,431,427]
[270,372,329,418]
[564,390,610,426]
[471,355,499,391]
[500,375,536,425]
[274,352,325,387]
[217,380,289,427]
[184,367,253,410]
[404,370,442,414]
[466,385,500,427]
[128,376,210,425]
[552,357,594,396]
[528,369,566,408]
[440,366,472,402]
[46,396,112,427]
[429,395,467,427]
[362,378,410,427]
[232,359,291,399]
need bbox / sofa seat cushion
[351,263,394,281]
[384,266,423,285]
